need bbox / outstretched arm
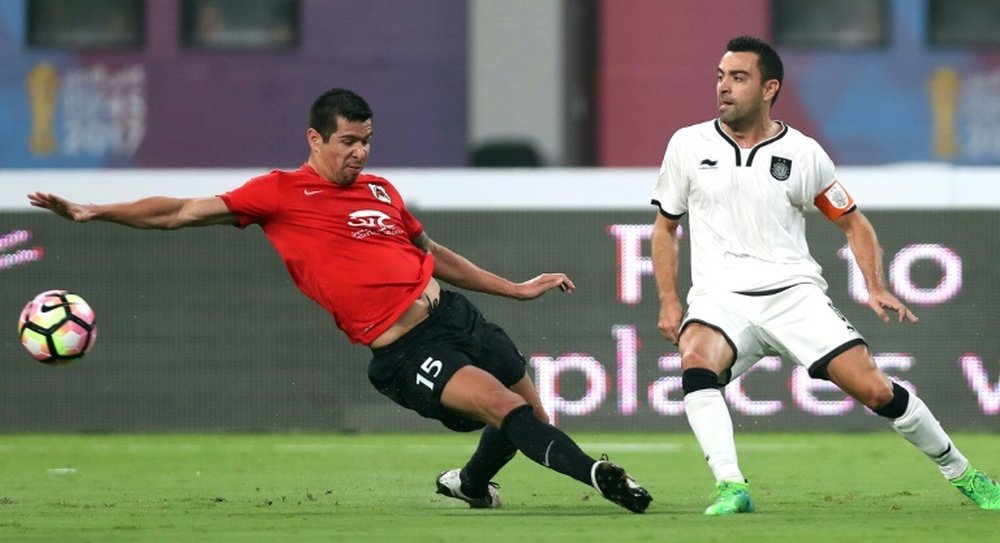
[834,210,918,323]
[27,192,238,229]
[412,232,575,300]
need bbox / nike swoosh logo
[304,189,324,196]
[40,303,71,313]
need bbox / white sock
[890,393,969,481]
[684,388,744,484]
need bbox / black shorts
[367,291,527,432]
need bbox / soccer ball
[18,290,98,365]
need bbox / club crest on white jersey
[770,156,792,181]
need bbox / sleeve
[218,172,280,228]
[650,131,689,218]
[803,143,857,220]
[400,205,424,240]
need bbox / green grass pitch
[1,432,998,542]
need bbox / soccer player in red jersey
[27,88,652,513]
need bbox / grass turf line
[1,432,998,542]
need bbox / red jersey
[220,164,434,345]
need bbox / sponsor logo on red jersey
[348,210,405,239]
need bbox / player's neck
[720,118,780,148]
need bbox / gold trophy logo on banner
[929,67,961,159]
[26,62,60,156]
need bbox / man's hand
[868,287,919,323]
[512,273,576,300]
[657,298,684,345]
[27,192,93,222]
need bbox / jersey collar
[713,119,788,167]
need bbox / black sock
[460,426,518,498]
[500,404,596,486]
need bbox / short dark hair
[309,88,373,142]
[726,36,784,105]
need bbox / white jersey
[652,119,850,298]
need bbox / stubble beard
[719,101,759,133]
[719,109,746,132]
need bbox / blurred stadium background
[1,0,998,435]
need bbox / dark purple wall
[77,0,468,168]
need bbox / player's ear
[306,128,322,150]
[764,79,780,102]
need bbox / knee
[481,389,530,427]
[857,380,896,411]
[680,351,719,373]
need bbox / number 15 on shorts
[416,356,443,390]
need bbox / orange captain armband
[814,180,856,220]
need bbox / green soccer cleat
[952,467,1000,510]
[704,480,755,516]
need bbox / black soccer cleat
[435,468,502,509]
[590,455,652,513]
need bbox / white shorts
[682,284,866,385]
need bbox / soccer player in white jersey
[650,35,1000,515]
